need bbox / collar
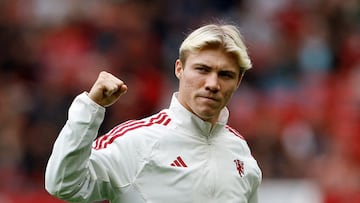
[167,92,229,136]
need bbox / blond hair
[179,24,252,72]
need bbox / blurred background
[0,0,359,202]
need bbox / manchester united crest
[234,159,245,177]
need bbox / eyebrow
[193,62,210,67]
[193,63,237,73]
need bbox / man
[45,23,262,203]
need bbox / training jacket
[45,92,262,203]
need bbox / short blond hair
[179,24,252,72]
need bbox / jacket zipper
[207,131,216,198]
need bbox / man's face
[175,48,243,124]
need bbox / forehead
[185,48,239,72]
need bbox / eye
[219,71,236,79]
[195,66,209,73]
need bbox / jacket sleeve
[248,158,262,203]
[248,186,259,203]
[247,170,261,203]
[45,92,114,202]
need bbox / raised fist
[88,71,128,107]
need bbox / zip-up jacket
[45,92,262,203]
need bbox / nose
[205,73,220,92]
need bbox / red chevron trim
[225,125,244,140]
[93,112,171,150]
[94,120,141,150]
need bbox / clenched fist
[88,71,128,107]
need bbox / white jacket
[45,92,262,203]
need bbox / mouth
[198,95,220,102]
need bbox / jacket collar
[168,92,229,136]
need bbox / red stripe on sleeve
[93,112,171,150]
[225,125,245,140]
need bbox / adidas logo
[170,156,188,167]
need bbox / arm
[248,187,260,203]
[45,71,128,202]
[248,159,262,203]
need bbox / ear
[175,59,183,79]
